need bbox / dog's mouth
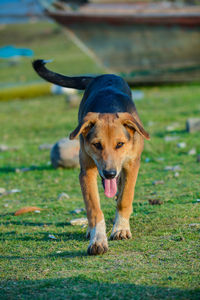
[101,177,118,198]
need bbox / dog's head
[70,112,149,198]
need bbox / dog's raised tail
[32,59,95,90]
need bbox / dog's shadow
[0,250,87,261]
[0,220,87,243]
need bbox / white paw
[110,212,132,240]
[87,219,108,255]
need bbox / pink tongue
[104,178,117,198]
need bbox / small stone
[164,166,173,171]
[177,142,186,149]
[189,223,200,227]
[148,199,163,205]
[0,187,6,195]
[166,122,179,132]
[51,138,80,169]
[164,136,179,142]
[186,118,200,133]
[166,125,175,131]
[197,155,200,163]
[34,210,41,213]
[57,192,70,200]
[16,166,37,173]
[164,165,181,171]
[70,218,88,226]
[0,145,19,152]
[4,203,9,207]
[173,165,181,171]
[17,167,32,173]
[48,234,57,239]
[71,208,85,214]
[174,172,179,177]
[56,251,62,254]
[188,148,196,155]
[0,145,9,151]
[152,180,164,185]
[39,144,53,150]
[7,189,21,194]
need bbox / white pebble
[0,188,6,195]
[166,123,179,132]
[189,223,200,227]
[57,192,70,200]
[7,189,21,194]
[70,218,88,226]
[164,165,181,172]
[152,180,164,185]
[48,234,57,239]
[188,148,196,155]
[71,208,85,214]
[0,145,9,151]
[177,142,186,149]
[164,136,179,142]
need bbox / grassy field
[0,22,200,299]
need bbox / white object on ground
[70,218,88,226]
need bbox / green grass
[0,22,200,300]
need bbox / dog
[33,60,150,255]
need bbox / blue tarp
[0,45,34,59]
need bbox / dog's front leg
[79,154,108,255]
[110,158,140,240]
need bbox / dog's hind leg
[110,158,140,240]
[79,151,108,255]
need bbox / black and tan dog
[33,60,150,255]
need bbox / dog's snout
[103,169,117,179]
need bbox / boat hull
[47,5,200,84]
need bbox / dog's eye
[93,142,103,150]
[116,142,124,149]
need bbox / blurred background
[0,0,200,93]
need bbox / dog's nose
[103,169,117,179]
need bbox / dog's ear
[69,120,94,140]
[69,112,99,140]
[118,112,150,140]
